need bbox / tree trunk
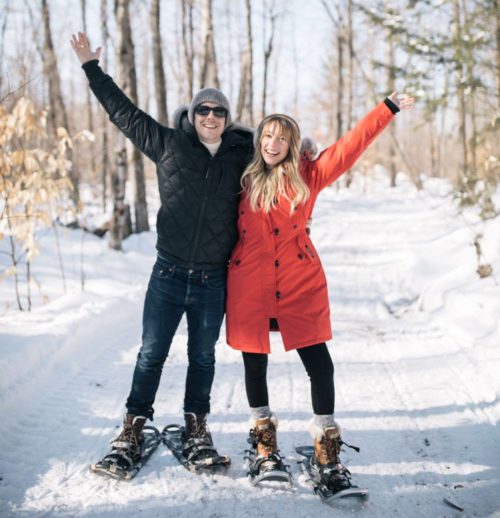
[0,6,9,96]
[81,0,93,130]
[115,0,149,233]
[495,0,500,113]
[109,0,133,249]
[223,2,236,101]
[41,0,78,199]
[344,0,354,188]
[41,0,69,133]
[236,49,250,122]
[430,119,438,177]
[462,0,478,177]
[385,8,397,187]
[336,21,344,141]
[199,0,219,89]
[261,2,276,120]
[80,0,97,182]
[100,0,110,212]
[151,0,168,125]
[437,73,449,178]
[453,0,469,181]
[6,214,24,311]
[346,0,354,130]
[181,0,194,100]
[244,0,254,126]
[108,143,132,250]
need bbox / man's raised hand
[71,32,101,64]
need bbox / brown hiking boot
[182,413,220,462]
[311,424,357,492]
[250,417,278,457]
[111,414,147,462]
[247,416,289,481]
[313,425,341,465]
[184,413,212,441]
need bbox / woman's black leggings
[242,342,335,415]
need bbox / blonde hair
[241,114,310,213]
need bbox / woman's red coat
[226,102,394,353]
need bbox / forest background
[0,0,498,310]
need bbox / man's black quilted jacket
[82,60,254,269]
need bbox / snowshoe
[162,415,230,474]
[245,416,292,487]
[296,424,368,503]
[90,415,163,480]
[296,445,368,502]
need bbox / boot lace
[324,435,340,464]
[116,426,137,447]
[112,421,143,454]
[190,420,210,440]
[257,427,277,451]
[183,419,219,463]
[326,436,360,461]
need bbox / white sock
[314,414,336,429]
[250,405,272,421]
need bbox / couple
[72,32,413,490]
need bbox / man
[71,32,253,475]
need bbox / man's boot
[111,414,147,463]
[182,412,218,464]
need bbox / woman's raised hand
[388,92,415,111]
[71,32,101,64]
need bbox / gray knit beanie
[188,87,231,126]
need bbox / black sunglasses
[194,105,228,118]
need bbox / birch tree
[0,5,9,97]
[384,1,397,187]
[261,0,277,119]
[495,0,500,113]
[199,0,219,89]
[77,0,99,200]
[236,48,250,123]
[181,0,194,100]
[100,0,110,211]
[453,0,469,182]
[151,0,168,125]
[115,0,149,235]
[109,0,133,250]
[80,0,95,159]
[244,0,254,126]
[41,0,78,200]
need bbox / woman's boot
[247,415,290,484]
[310,421,355,493]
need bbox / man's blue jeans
[126,255,227,419]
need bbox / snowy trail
[321,190,499,516]
[1,180,499,517]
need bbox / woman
[226,93,414,491]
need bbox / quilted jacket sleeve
[82,60,172,163]
[308,101,395,193]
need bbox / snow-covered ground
[1,172,499,517]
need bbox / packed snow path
[1,178,499,517]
